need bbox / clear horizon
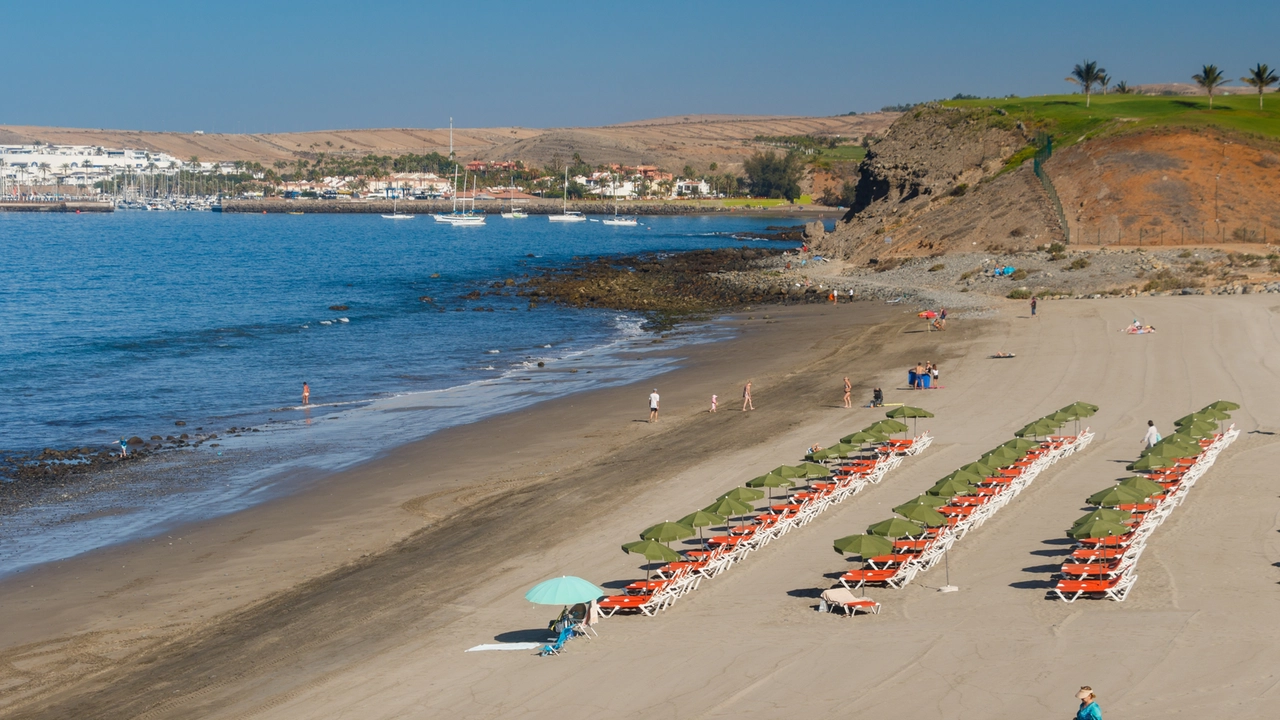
[5,0,1279,134]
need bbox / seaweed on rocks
[516,247,791,316]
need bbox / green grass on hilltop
[944,93,1280,149]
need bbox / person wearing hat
[648,388,660,423]
[1074,686,1102,720]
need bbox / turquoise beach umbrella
[525,576,604,605]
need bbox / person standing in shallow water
[302,382,310,406]
[742,382,754,411]
[1074,687,1102,720]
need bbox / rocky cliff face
[816,105,1063,261]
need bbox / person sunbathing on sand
[992,352,1016,358]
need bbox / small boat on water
[601,176,637,226]
[433,165,486,225]
[548,167,585,223]
[382,198,414,220]
[500,175,527,218]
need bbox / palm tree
[1114,81,1131,94]
[1098,72,1112,95]
[1192,64,1227,108]
[1067,60,1106,107]
[1241,63,1279,110]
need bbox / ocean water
[0,210,801,572]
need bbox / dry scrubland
[0,113,896,175]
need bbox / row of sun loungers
[819,402,1101,617]
[598,432,933,617]
[1052,415,1239,603]
[838,429,1095,598]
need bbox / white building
[674,179,711,197]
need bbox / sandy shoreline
[3,295,1279,719]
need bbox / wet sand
[3,297,1279,719]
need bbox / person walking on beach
[1074,687,1102,720]
[843,377,852,408]
[302,381,310,406]
[710,394,718,413]
[742,382,754,411]
[1030,296,1038,317]
[648,388,660,423]
[1142,420,1160,448]
[118,436,128,458]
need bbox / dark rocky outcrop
[817,105,1062,262]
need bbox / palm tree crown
[1067,60,1107,107]
[1242,63,1279,110]
[1192,64,1227,108]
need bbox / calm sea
[0,210,801,572]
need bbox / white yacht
[382,198,414,219]
[601,176,637,226]
[548,167,586,223]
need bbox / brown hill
[815,106,1280,261]
[0,113,897,173]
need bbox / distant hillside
[815,94,1280,261]
[0,113,897,174]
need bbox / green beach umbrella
[640,521,695,544]
[822,443,861,459]
[621,539,681,562]
[1015,419,1059,438]
[1070,519,1132,540]
[1181,420,1219,438]
[981,447,1022,468]
[1204,400,1240,412]
[678,510,726,545]
[1087,485,1150,507]
[1002,438,1041,452]
[805,449,835,462]
[705,496,755,518]
[928,476,976,497]
[770,465,809,480]
[832,533,894,558]
[895,494,950,510]
[622,539,681,579]
[841,430,889,445]
[798,462,832,478]
[718,487,764,503]
[525,576,604,606]
[867,419,909,434]
[678,509,725,527]
[1044,411,1075,424]
[1128,454,1176,472]
[1070,508,1133,528]
[958,461,997,477]
[886,406,935,436]
[1141,442,1197,460]
[1177,408,1230,425]
[746,473,795,502]
[1116,476,1166,497]
[747,473,795,489]
[867,518,927,538]
[896,503,949,527]
[1070,401,1100,413]
[940,469,987,485]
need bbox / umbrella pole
[939,548,958,593]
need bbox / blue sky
[6,0,1278,132]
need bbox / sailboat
[433,164,485,225]
[547,166,585,222]
[501,173,527,219]
[601,175,637,226]
[382,196,414,219]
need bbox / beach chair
[820,587,881,616]
[540,625,575,656]
[839,568,896,586]
[1052,572,1137,603]
[597,592,668,617]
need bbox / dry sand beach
[3,296,1279,719]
